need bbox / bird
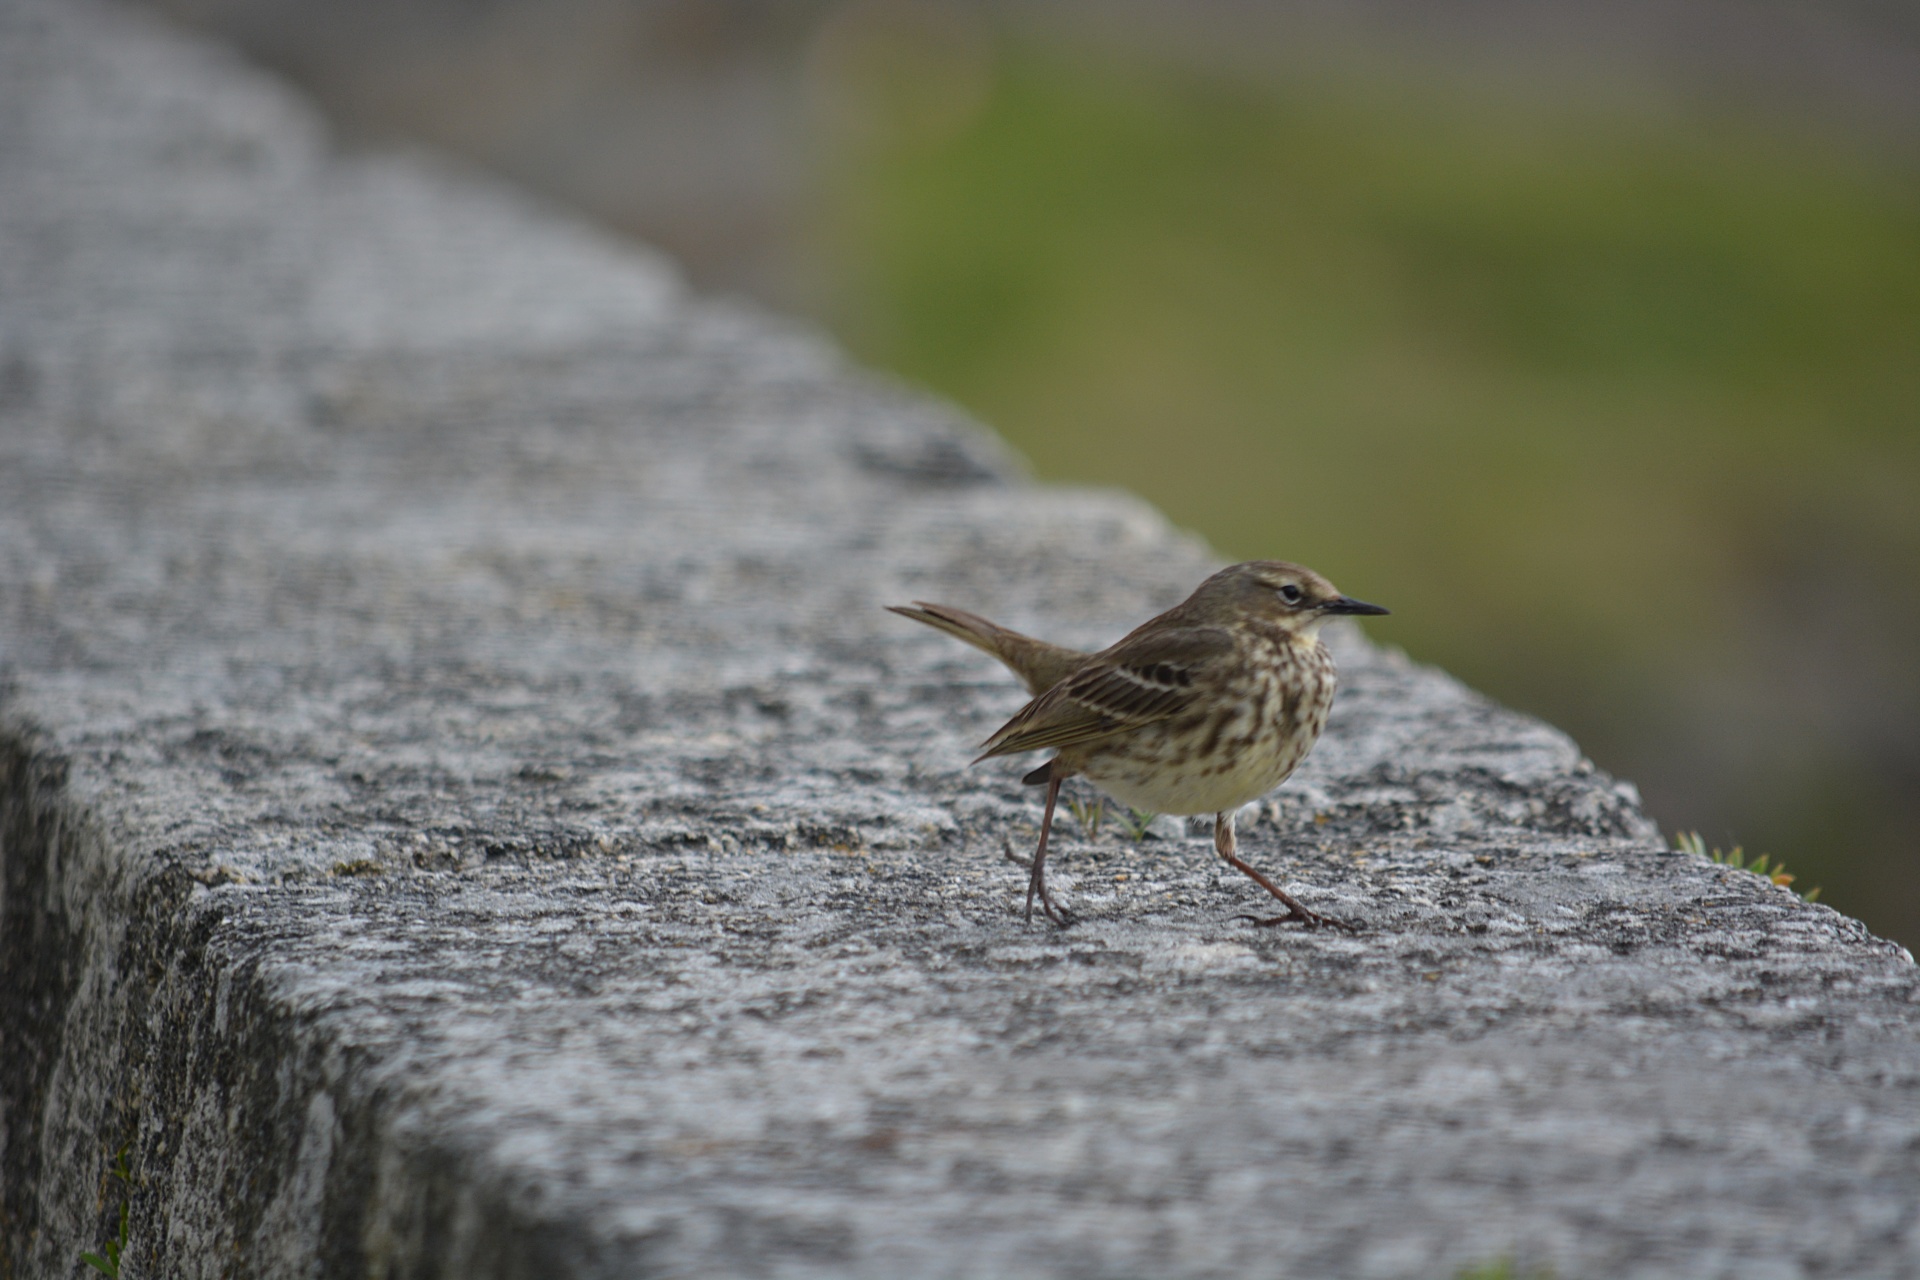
[889,561,1387,928]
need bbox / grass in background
[809,35,1920,946]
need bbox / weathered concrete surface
[2,1,1917,1277]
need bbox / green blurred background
[153,0,1920,947]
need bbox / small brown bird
[890,561,1387,928]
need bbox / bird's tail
[886,601,1087,695]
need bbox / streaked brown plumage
[889,561,1388,927]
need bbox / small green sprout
[1675,831,1820,902]
[1455,1260,1552,1280]
[80,1143,133,1277]
[1123,809,1160,840]
[1066,794,1106,840]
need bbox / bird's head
[1189,560,1389,637]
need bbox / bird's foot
[1023,877,1075,928]
[1014,847,1074,928]
[1032,897,1076,928]
[1234,904,1361,932]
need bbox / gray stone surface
[2,1,1917,1277]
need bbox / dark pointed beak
[1323,596,1389,616]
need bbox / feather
[975,626,1232,759]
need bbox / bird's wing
[975,626,1232,759]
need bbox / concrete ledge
[4,2,1917,1277]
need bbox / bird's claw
[1018,853,1074,928]
[1233,906,1361,933]
[1023,880,1075,928]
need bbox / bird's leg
[1023,773,1073,927]
[1216,810,1357,932]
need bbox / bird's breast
[1074,634,1337,815]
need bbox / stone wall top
[3,3,1916,1278]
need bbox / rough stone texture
[2,2,1917,1278]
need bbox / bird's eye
[1278,585,1304,605]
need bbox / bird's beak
[1322,596,1389,616]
